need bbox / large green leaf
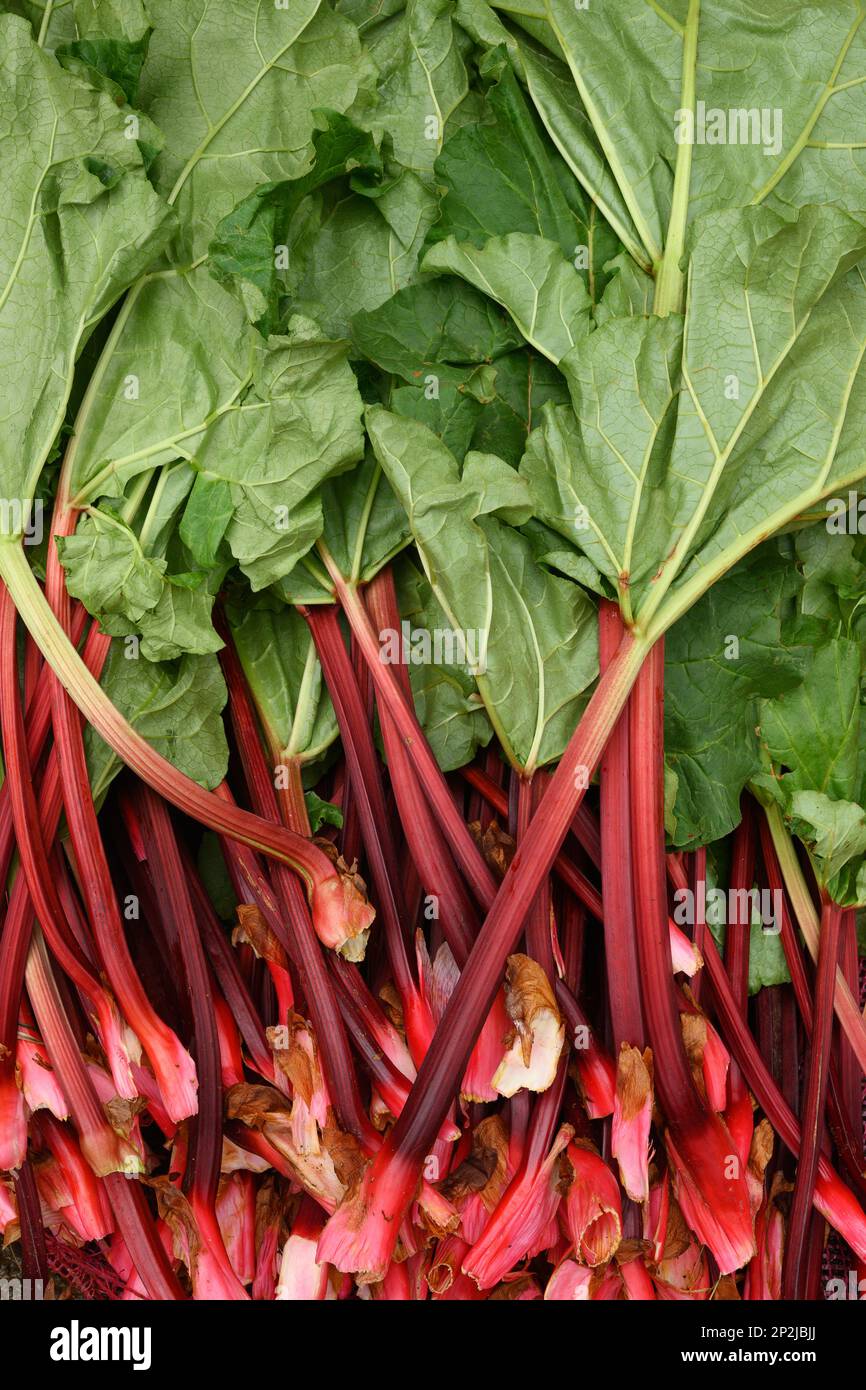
[422,231,592,363]
[366,404,598,771]
[291,165,439,338]
[137,0,375,259]
[226,592,339,765]
[663,546,804,848]
[366,0,470,176]
[72,308,364,588]
[84,642,229,799]
[180,318,366,589]
[56,506,223,661]
[351,272,569,465]
[68,267,253,504]
[56,0,152,104]
[540,0,866,270]
[521,205,866,628]
[0,13,173,524]
[351,276,523,392]
[426,49,620,300]
[208,110,384,335]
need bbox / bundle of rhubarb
[1,0,866,1303]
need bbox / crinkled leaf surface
[541,0,866,269]
[663,546,805,848]
[423,231,592,364]
[426,49,620,301]
[366,405,598,771]
[84,643,229,799]
[0,13,173,524]
[138,0,374,260]
[226,592,338,764]
[209,109,384,335]
[366,0,470,176]
[521,205,866,629]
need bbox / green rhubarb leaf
[760,638,863,804]
[184,318,366,590]
[291,165,439,339]
[209,110,384,336]
[273,448,413,604]
[465,350,569,467]
[366,0,470,176]
[225,592,338,766]
[786,793,866,905]
[305,790,343,834]
[3,0,78,46]
[756,636,866,900]
[68,268,254,505]
[663,546,805,849]
[56,507,223,662]
[541,0,866,270]
[512,31,649,274]
[137,0,375,260]
[521,204,866,628]
[73,310,365,590]
[84,643,229,800]
[366,405,598,771]
[426,48,620,299]
[422,232,592,364]
[390,382,483,460]
[351,273,568,465]
[0,13,173,524]
[351,276,523,392]
[56,0,152,104]
[393,556,493,771]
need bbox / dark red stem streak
[13,1160,48,1283]
[302,603,413,999]
[364,570,477,962]
[759,823,865,1192]
[838,910,863,1155]
[782,898,843,1300]
[44,519,195,1113]
[690,846,708,1006]
[459,765,603,920]
[725,797,755,1012]
[325,562,499,911]
[0,603,88,891]
[0,591,125,1028]
[599,599,644,1049]
[629,638,702,1124]
[515,772,557,980]
[131,786,222,1205]
[183,849,276,1084]
[700,926,855,1202]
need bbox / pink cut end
[310,873,374,960]
[665,1117,756,1276]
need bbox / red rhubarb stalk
[628,639,754,1274]
[132,785,248,1299]
[782,897,844,1300]
[598,599,644,1050]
